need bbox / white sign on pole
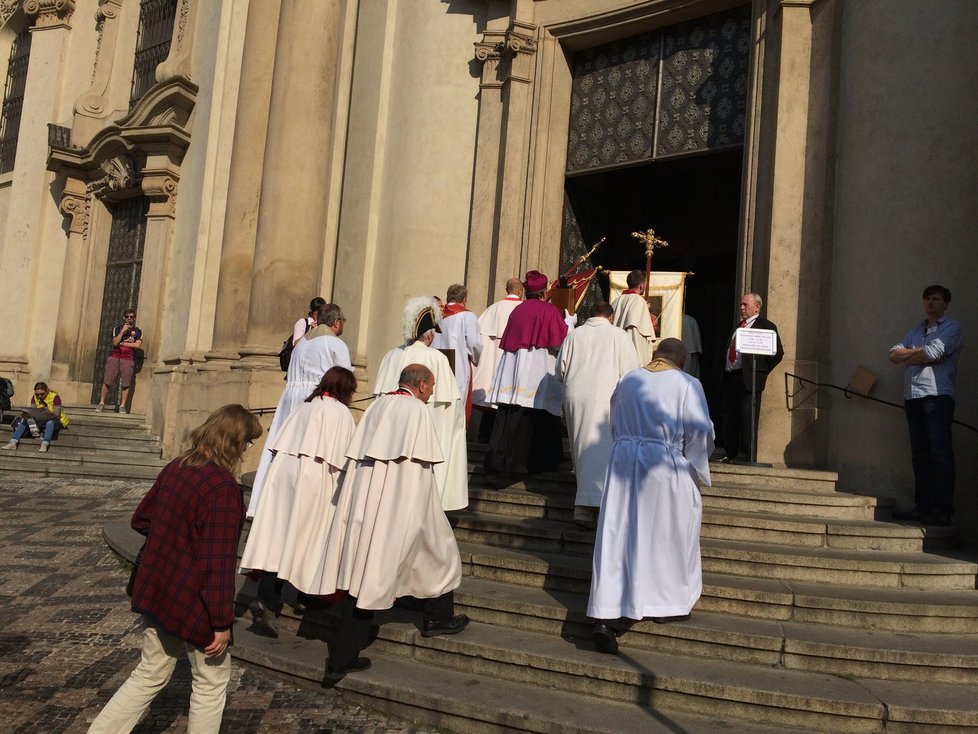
[736,328,777,356]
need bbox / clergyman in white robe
[248,325,352,517]
[431,305,483,422]
[556,313,640,515]
[374,341,468,511]
[588,342,714,631]
[612,292,656,366]
[471,291,522,407]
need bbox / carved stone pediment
[86,154,138,198]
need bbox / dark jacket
[736,317,784,393]
[130,460,244,647]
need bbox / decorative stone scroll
[23,0,75,28]
[474,20,537,86]
[87,154,138,198]
[58,179,90,236]
[142,174,178,218]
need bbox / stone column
[0,0,76,385]
[239,0,345,361]
[207,0,281,361]
[51,176,91,367]
[753,0,837,466]
[468,17,538,310]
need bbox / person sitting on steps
[2,382,70,453]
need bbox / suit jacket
[730,316,784,393]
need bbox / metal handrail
[250,394,376,417]
[784,372,977,434]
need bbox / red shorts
[103,356,135,388]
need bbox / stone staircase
[103,439,978,733]
[0,405,166,480]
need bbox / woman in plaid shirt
[89,405,262,734]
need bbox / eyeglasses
[124,314,136,318]
[246,440,254,449]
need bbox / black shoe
[291,600,309,615]
[717,456,737,464]
[323,656,371,686]
[421,614,470,637]
[249,599,279,638]
[593,623,619,655]
[893,507,926,523]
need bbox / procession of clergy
[241,268,716,676]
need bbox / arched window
[0,24,32,174]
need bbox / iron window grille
[129,0,178,112]
[0,25,32,174]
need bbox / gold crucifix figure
[631,228,670,304]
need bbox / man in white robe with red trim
[587,338,715,655]
[373,296,468,511]
[320,364,468,680]
[432,283,483,426]
[612,269,657,366]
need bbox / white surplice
[431,308,483,400]
[240,396,355,593]
[612,293,656,366]
[471,295,521,407]
[316,393,462,610]
[587,366,715,620]
[487,347,564,416]
[556,318,641,507]
[372,341,468,511]
[248,328,352,517]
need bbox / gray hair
[317,303,343,326]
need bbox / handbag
[132,348,145,374]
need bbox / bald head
[399,363,434,388]
[505,277,524,296]
[653,337,687,368]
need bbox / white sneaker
[1,440,17,450]
[119,407,128,414]
[39,441,50,453]
[95,403,104,412]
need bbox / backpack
[132,348,145,374]
[277,319,312,371]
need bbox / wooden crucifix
[630,228,669,302]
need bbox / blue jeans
[12,418,58,443]
[904,395,955,515]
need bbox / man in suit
[720,293,783,462]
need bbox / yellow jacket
[32,391,69,428]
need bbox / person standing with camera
[97,308,142,414]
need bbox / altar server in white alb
[432,283,483,426]
[471,277,523,408]
[373,296,468,511]
[248,303,351,517]
[556,302,640,528]
[587,338,714,655]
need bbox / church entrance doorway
[558,4,751,418]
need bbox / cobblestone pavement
[0,473,439,733]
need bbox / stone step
[1,418,158,443]
[458,541,978,631]
[451,577,978,684]
[708,462,840,492]
[701,484,891,520]
[238,610,977,734]
[454,503,955,554]
[230,624,807,734]
[452,514,975,589]
[0,454,165,480]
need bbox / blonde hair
[179,404,262,473]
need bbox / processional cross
[630,228,669,301]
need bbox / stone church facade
[1,1,975,532]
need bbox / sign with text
[736,328,778,356]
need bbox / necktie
[728,320,746,365]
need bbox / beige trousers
[88,620,231,734]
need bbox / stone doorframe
[468,0,834,464]
[46,77,197,406]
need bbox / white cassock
[612,293,656,366]
[432,308,483,402]
[487,346,564,415]
[556,318,641,507]
[587,365,715,620]
[373,341,468,511]
[248,328,352,517]
[471,295,521,407]
[681,314,703,379]
[316,393,462,610]
[240,395,355,593]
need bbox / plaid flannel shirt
[130,460,244,647]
